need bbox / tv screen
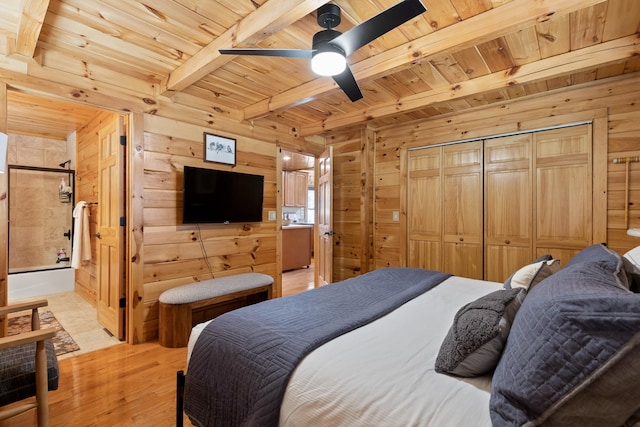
[182,166,264,224]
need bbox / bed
[182,244,640,427]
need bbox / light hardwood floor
[282,264,315,296]
[0,342,190,427]
[1,266,315,426]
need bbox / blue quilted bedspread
[184,267,450,427]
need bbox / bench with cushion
[158,273,273,348]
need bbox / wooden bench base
[159,280,272,348]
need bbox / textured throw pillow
[490,258,640,427]
[503,257,560,291]
[434,287,526,377]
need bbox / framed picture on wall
[204,133,236,165]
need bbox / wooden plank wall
[371,72,640,268]
[139,115,279,342]
[608,89,640,250]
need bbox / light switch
[392,211,400,222]
[268,211,277,221]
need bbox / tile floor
[7,265,315,361]
[11,291,122,360]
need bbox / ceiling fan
[219,0,427,102]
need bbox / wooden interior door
[442,142,483,279]
[97,114,125,340]
[534,125,592,264]
[484,134,533,282]
[407,146,442,270]
[317,147,333,286]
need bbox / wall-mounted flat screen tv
[182,166,264,224]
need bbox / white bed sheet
[187,275,502,427]
[187,320,211,363]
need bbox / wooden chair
[0,300,59,427]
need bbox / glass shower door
[8,166,74,273]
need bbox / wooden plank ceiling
[6,90,98,140]
[0,0,639,140]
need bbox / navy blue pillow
[565,243,631,289]
[564,243,612,266]
[490,259,640,426]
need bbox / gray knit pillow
[435,288,526,377]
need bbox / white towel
[71,201,91,268]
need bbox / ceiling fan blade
[218,48,313,59]
[332,65,363,102]
[330,0,427,57]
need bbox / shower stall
[7,165,76,299]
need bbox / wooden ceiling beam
[243,0,608,120]
[0,66,318,151]
[0,66,148,114]
[299,34,639,136]
[160,0,329,96]
[14,0,50,58]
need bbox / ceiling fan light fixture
[311,29,346,77]
[311,51,346,76]
[219,0,427,101]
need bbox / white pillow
[623,246,640,292]
[503,259,560,291]
[623,245,640,268]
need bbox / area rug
[8,310,80,356]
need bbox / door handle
[64,229,71,240]
[323,231,335,236]
[94,232,101,239]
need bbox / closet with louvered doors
[441,141,484,279]
[484,134,533,282]
[407,146,442,272]
[407,141,484,280]
[533,125,593,265]
[406,124,593,281]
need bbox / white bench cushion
[159,273,273,305]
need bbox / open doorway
[282,150,315,225]
[4,90,124,355]
[281,150,315,296]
